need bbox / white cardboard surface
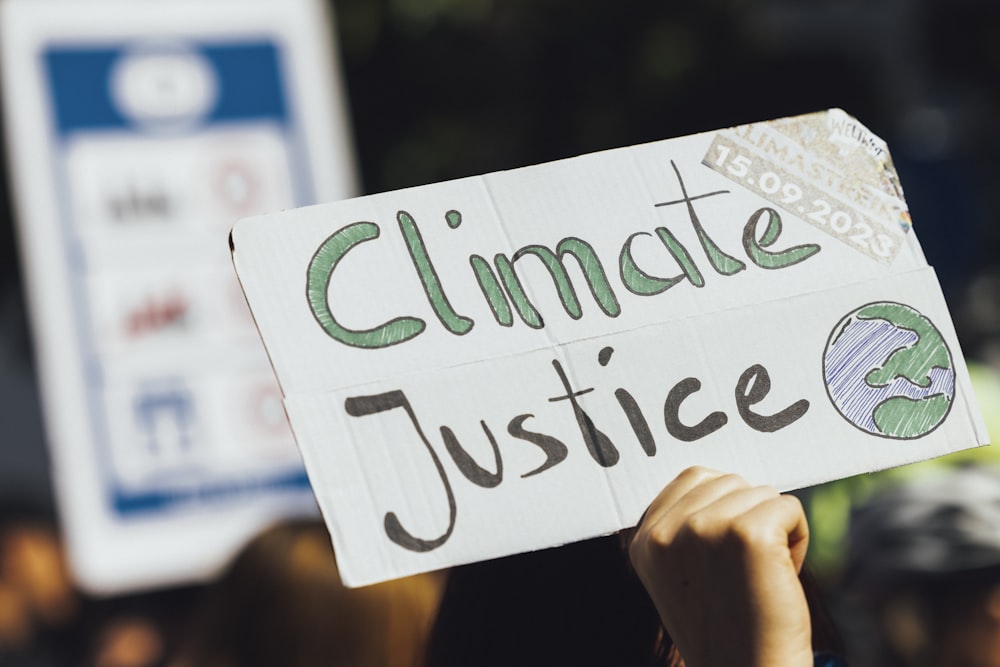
[2,0,357,593]
[232,110,989,586]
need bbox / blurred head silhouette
[170,519,442,667]
[844,465,1000,667]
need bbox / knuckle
[677,465,720,484]
[779,493,804,514]
[645,521,678,550]
[685,511,715,538]
[727,517,761,546]
[714,472,748,491]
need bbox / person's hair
[840,466,1000,667]
[424,534,842,667]
[424,535,668,667]
[171,519,442,667]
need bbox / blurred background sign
[0,0,357,594]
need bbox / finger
[630,467,725,558]
[737,494,810,572]
[634,472,754,563]
[683,484,783,536]
[660,473,753,526]
[639,466,730,528]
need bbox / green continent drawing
[823,301,955,439]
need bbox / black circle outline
[821,300,955,440]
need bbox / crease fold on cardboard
[268,263,938,400]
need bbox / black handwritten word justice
[344,345,809,553]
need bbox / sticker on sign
[231,109,989,587]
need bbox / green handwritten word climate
[306,163,821,348]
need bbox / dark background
[2,0,999,520]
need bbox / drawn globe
[823,301,955,439]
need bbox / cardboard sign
[232,109,989,587]
[1,0,356,592]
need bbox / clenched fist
[629,467,813,667]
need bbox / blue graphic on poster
[44,39,312,518]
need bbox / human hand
[628,467,812,667]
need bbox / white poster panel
[1,0,357,593]
[232,110,988,586]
